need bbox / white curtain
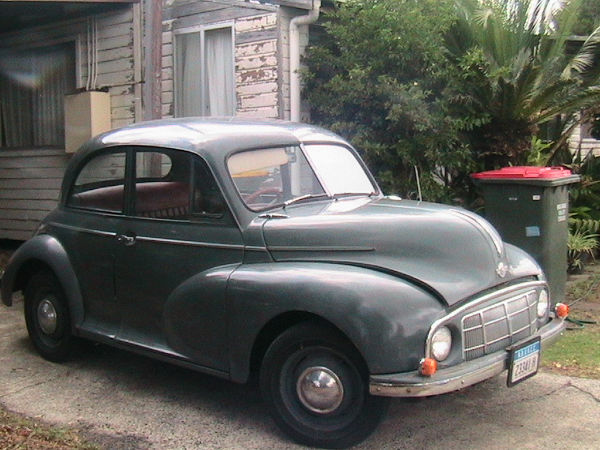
[204,27,234,116]
[176,32,202,117]
[176,27,234,117]
[0,43,73,148]
[0,52,33,147]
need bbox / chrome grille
[462,290,537,360]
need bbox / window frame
[65,147,129,215]
[0,38,78,150]
[66,146,233,224]
[130,148,232,223]
[173,22,236,117]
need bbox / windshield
[303,144,376,195]
[228,144,376,211]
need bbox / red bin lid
[471,166,572,179]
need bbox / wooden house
[0,0,319,240]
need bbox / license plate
[507,337,540,387]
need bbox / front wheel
[260,322,388,448]
[24,270,76,362]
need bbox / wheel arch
[249,311,365,381]
[1,235,84,330]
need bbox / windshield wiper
[331,192,377,199]
[283,193,329,208]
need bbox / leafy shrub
[304,0,473,203]
[568,227,599,273]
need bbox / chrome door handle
[116,233,136,246]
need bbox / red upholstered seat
[72,182,190,219]
[71,185,124,212]
[135,182,189,218]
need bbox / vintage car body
[1,118,566,448]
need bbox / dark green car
[1,118,567,448]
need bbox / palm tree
[445,0,600,167]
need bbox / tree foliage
[445,0,600,168]
[573,0,600,36]
[304,0,600,204]
[304,0,471,202]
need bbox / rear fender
[227,262,444,383]
[1,235,84,329]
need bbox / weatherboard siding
[569,126,600,158]
[0,149,68,240]
[0,7,136,240]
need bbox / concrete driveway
[1,297,599,449]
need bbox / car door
[59,148,129,337]
[114,147,243,372]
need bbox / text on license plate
[508,339,540,387]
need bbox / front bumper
[369,316,565,397]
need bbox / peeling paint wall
[161,1,285,120]
[235,13,280,118]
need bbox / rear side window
[67,151,126,213]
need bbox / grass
[541,261,600,379]
[542,325,600,378]
[0,406,97,449]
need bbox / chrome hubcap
[37,298,58,335]
[296,366,344,414]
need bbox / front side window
[0,42,75,148]
[134,149,226,220]
[134,150,188,219]
[68,151,127,213]
[175,27,234,117]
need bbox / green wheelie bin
[472,166,580,303]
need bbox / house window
[175,26,235,117]
[0,42,75,148]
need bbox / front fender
[1,235,84,329]
[228,262,444,383]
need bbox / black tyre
[24,270,76,362]
[260,322,388,448]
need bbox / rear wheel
[260,322,388,448]
[24,270,76,362]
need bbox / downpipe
[289,0,321,122]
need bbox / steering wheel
[245,187,284,206]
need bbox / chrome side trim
[244,246,269,252]
[48,222,116,238]
[425,281,546,359]
[50,222,263,252]
[370,317,565,398]
[135,236,245,250]
[268,245,375,252]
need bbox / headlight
[431,326,452,361]
[537,289,549,318]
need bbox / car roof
[84,117,349,158]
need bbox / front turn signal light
[420,358,438,377]
[555,303,569,319]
